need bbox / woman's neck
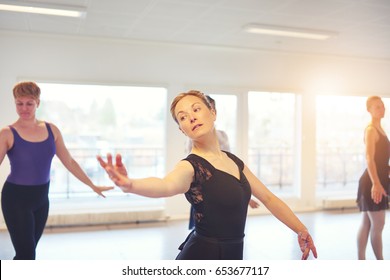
[14,118,39,128]
[370,118,381,128]
[191,129,222,157]
[370,119,386,136]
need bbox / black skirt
[176,230,244,260]
[357,170,389,212]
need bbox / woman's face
[15,96,39,120]
[174,95,216,139]
[368,99,385,119]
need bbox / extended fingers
[96,155,106,168]
[93,186,114,198]
[306,236,318,258]
[298,231,317,260]
[96,153,112,169]
[106,153,113,166]
[301,247,310,260]
[97,153,114,168]
[116,154,124,167]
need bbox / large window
[248,91,297,194]
[209,94,237,152]
[316,95,390,197]
[37,83,167,200]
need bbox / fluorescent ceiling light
[0,1,86,18]
[243,24,337,40]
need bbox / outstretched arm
[97,153,193,198]
[243,165,317,260]
[51,123,113,197]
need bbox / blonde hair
[170,90,212,124]
[366,96,382,111]
[13,81,41,100]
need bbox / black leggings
[1,181,50,260]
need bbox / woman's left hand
[91,185,114,198]
[298,230,318,260]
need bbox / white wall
[1,31,390,225]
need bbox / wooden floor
[1,209,389,260]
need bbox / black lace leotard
[176,152,251,260]
[357,126,390,211]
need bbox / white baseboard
[322,197,357,210]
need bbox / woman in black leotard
[98,90,317,260]
[357,96,389,260]
[185,95,260,231]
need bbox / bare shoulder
[174,160,194,174]
[46,122,60,131]
[0,126,13,148]
[0,126,12,138]
[365,125,379,140]
[46,122,62,140]
[365,125,376,134]
[163,160,195,194]
[168,160,195,182]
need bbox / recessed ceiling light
[243,24,337,40]
[0,1,86,18]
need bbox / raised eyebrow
[176,102,202,118]
[191,102,203,111]
[176,110,186,118]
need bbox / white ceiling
[1,0,390,60]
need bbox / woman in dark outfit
[357,96,389,260]
[98,90,317,260]
[185,95,260,231]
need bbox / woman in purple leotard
[0,81,113,259]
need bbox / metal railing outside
[49,147,164,199]
[49,146,365,198]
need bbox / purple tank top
[6,122,56,185]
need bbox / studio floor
[1,209,389,260]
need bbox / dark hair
[205,95,216,111]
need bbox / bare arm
[51,123,113,197]
[243,164,317,259]
[0,127,12,166]
[97,153,194,198]
[244,165,306,233]
[365,126,387,203]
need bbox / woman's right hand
[371,183,387,204]
[97,153,132,192]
